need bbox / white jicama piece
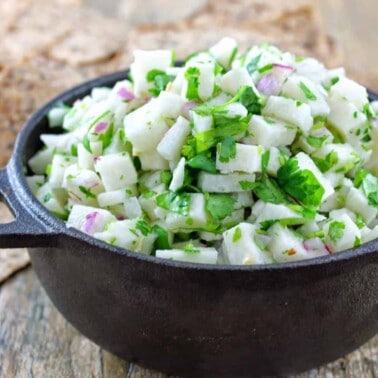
[139,150,169,171]
[156,247,218,264]
[94,219,156,254]
[36,183,67,219]
[124,101,169,154]
[243,115,297,147]
[222,223,272,265]
[67,204,116,235]
[130,49,173,97]
[267,223,312,262]
[280,75,330,117]
[28,147,55,175]
[26,175,45,194]
[182,62,215,101]
[169,157,186,192]
[262,96,313,134]
[77,143,95,170]
[48,154,77,189]
[94,153,137,191]
[191,111,213,135]
[218,67,254,95]
[97,189,131,208]
[157,116,191,162]
[254,202,303,225]
[198,172,255,193]
[155,91,185,118]
[209,37,238,69]
[324,213,361,253]
[345,187,378,225]
[330,77,368,110]
[216,144,264,174]
[295,152,334,201]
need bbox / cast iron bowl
[0,70,378,378]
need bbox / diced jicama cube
[169,157,186,192]
[295,152,334,201]
[94,153,137,191]
[182,62,215,101]
[312,143,360,174]
[216,144,264,174]
[67,204,116,235]
[40,132,79,154]
[157,116,191,162]
[242,115,297,147]
[130,49,173,97]
[222,223,272,265]
[209,37,238,68]
[294,57,327,84]
[262,96,313,134]
[97,188,132,208]
[49,154,77,189]
[191,112,213,135]
[28,147,55,175]
[124,101,169,154]
[138,184,166,221]
[327,93,367,141]
[124,197,142,219]
[255,202,304,226]
[330,77,368,110]
[26,175,45,194]
[62,164,104,205]
[198,172,255,192]
[345,187,378,225]
[36,183,68,219]
[139,150,169,170]
[77,143,95,170]
[323,213,361,253]
[47,105,70,128]
[231,191,254,209]
[156,247,218,264]
[218,67,254,95]
[266,147,286,176]
[164,193,208,231]
[280,75,330,117]
[361,225,378,243]
[155,91,185,119]
[94,218,157,254]
[267,223,311,262]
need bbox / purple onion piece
[257,74,281,96]
[117,87,135,101]
[94,122,108,133]
[82,212,98,234]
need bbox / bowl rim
[10,69,378,272]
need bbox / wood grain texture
[0,268,377,378]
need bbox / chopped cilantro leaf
[156,192,191,215]
[330,77,339,85]
[246,53,262,74]
[306,135,328,148]
[135,219,151,236]
[43,193,52,203]
[182,243,200,254]
[277,158,325,207]
[205,193,236,221]
[328,220,345,243]
[79,186,96,199]
[261,150,270,174]
[312,151,338,173]
[239,180,257,191]
[187,151,217,173]
[160,170,172,187]
[361,174,378,207]
[217,136,236,163]
[152,225,171,250]
[239,86,262,115]
[184,67,201,100]
[258,63,273,73]
[299,81,317,100]
[233,227,242,242]
[254,176,288,204]
[147,69,175,97]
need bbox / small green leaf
[135,219,151,236]
[181,243,200,254]
[184,67,201,100]
[187,151,217,173]
[232,227,242,242]
[152,225,171,250]
[328,221,345,243]
[299,81,317,101]
[79,186,96,199]
[205,193,236,221]
[246,53,262,74]
[156,192,191,216]
[217,136,236,163]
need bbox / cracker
[0,249,30,283]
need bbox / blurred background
[1,0,377,168]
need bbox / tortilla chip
[0,249,30,283]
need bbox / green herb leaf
[306,135,328,148]
[246,53,262,74]
[312,151,338,173]
[135,219,151,236]
[217,136,236,163]
[361,174,378,207]
[254,176,288,204]
[239,180,257,191]
[184,67,201,100]
[328,220,345,243]
[239,86,262,115]
[181,243,200,254]
[187,151,217,173]
[160,170,173,187]
[261,150,270,174]
[277,157,325,207]
[151,225,170,250]
[299,81,317,100]
[156,192,191,215]
[147,69,175,97]
[205,193,236,221]
[232,227,242,242]
[79,186,96,199]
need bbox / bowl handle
[0,167,59,248]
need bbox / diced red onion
[183,101,198,117]
[303,237,330,256]
[94,122,108,133]
[273,63,294,71]
[82,212,98,234]
[257,74,281,95]
[117,215,126,221]
[94,156,101,163]
[117,87,135,101]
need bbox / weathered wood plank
[0,268,377,378]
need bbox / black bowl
[1,70,378,377]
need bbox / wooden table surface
[1,1,378,377]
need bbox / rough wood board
[0,268,377,377]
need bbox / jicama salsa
[27,38,378,265]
